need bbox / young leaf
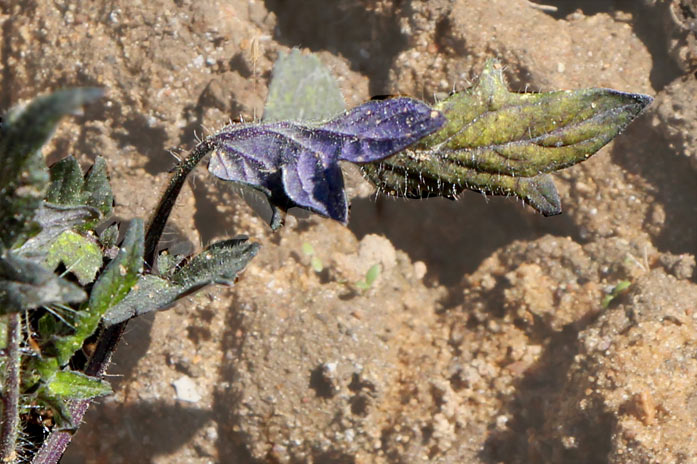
[103,237,259,326]
[356,263,381,290]
[0,253,86,314]
[263,49,346,123]
[45,156,84,205]
[362,60,652,215]
[44,230,103,285]
[44,371,112,400]
[0,88,103,249]
[46,155,114,221]
[52,219,143,365]
[208,98,445,223]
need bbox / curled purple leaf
[208,97,445,223]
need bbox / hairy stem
[144,139,212,266]
[1,313,22,463]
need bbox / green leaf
[302,242,315,256]
[0,88,103,249]
[0,253,86,314]
[46,154,113,224]
[170,237,260,289]
[99,223,119,249]
[103,238,259,326]
[356,263,381,290]
[602,280,632,308]
[364,263,380,287]
[15,203,100,258]
[52,219,143,365]
[83,156,114,218]
[311,256,323,273]
[44,230,103,285]
[45,156,85,206]
[45,370,112,399]
[362,60,652,215]
[101,274,178,327]
[263,48,346,123]
[155,249,185,278]
[35,390,75,429]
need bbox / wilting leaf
[0,88,103,249]
[44,370,112,399]
[245,48,347,228]
[44,230,103,285]
[52,219,143,365]
[263,49,346,123]
[208,98,445,223]
[0,253,86,314]
[362,60,652,215]
[103,238,259,326]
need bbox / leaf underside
[361,59,653,216]
[0,253,86,314]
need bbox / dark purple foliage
[208,98,445,223]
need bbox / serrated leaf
[208,98,445,223]
[0,88,103,249]
[362,59,652,215]
[103,238,259,326]
[15,202,99,258]
[83,156,114,218]
[0,253,86,314]
[263,48,346,123]
[44,230,103,285]
[52,219,143,365]
[45,155,84,205]
[46,154,114,222]
[170,238,260,288]
[45,370,112,399]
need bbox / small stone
[173,375,202,403]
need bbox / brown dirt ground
[2,0,697,463]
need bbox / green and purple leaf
[361,60,653,216]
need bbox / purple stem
[1,313,22,463]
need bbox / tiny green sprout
[311,257,324,273]
[355,264,381,290]
[602,280,631,308]
[302,242,323,272]
[302,242,315,256]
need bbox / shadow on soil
[264,0,407,95]
[349,193,579,287]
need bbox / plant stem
[144,139,212,266]
[32,139,213,464]
[1,313,22,464]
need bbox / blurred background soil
[2,0,697,463]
